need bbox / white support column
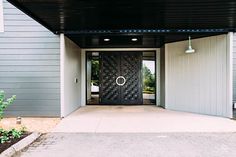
[60,33,65,118]
[0,0,4,32]
[227,32,233,118]
[156,49,161,106]
[80,49,86,106]
[164,45,168,109]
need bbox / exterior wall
[0,0,3,32]
[60,35,81,117]
[233,33,236,104]
[165,34,232,117]
[0,0,60,116]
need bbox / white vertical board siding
[165,35,231,117]
[232,33,236,104]
[61,35,81,117]
[0,0,60,116]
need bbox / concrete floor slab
[53,106,236,133]
[17,133,236,157]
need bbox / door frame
[82,48,160,106]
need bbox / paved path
[53,106,236,133]
[15,106,236,157]
[16,133,236,157]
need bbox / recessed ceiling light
[131,38,138,41]
[104,38,110,42]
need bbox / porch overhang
[7,0,236,48]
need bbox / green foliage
[91,60,99,85]
[10,128,23,139]
[143,65,155,93]
[0,91,25,144]
[0,128,25,144]
[0,128,9,143]
[0,90,16,119]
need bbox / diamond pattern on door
[121,52,142,104]
[99,52,120,104]
[99,52,143,104]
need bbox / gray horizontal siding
[0,61,60,66]
[0,49,60,54]
[0,66,60,71]
[0,38,59,42]
[0,31,56,37]
[0,77,59,83]
[0,43,60,48]
[0,54,60,60]
[0,82,60,89]
[0,0,60,117]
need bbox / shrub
[0,90,24,144]
[0,90,16,119]
[0,127,25,143]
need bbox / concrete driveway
[17,133,236,157]
[16,106,236,157]
[53,105,236,133]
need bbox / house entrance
[86,51,156,105]
[100,52,142,104]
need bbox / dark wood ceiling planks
[7,0,236,48]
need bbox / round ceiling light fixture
[104,38,110,42]
[131,38,138,41]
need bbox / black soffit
[65,34,222,48]
[7,0,236,48]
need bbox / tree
[91,60,99,85]
[143,65,155,92]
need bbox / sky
[143,61,155,74]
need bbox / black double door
[99,52,143,104]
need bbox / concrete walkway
[17,133,236,157]
[53,106,236,133]
[17,106,236,157]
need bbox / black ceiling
[66,33,223,48]
[7,0,236,48]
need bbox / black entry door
[99,52,143,104]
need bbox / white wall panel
[232,33,236,104]
[61,35,81,117]
[165,35,231,117]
